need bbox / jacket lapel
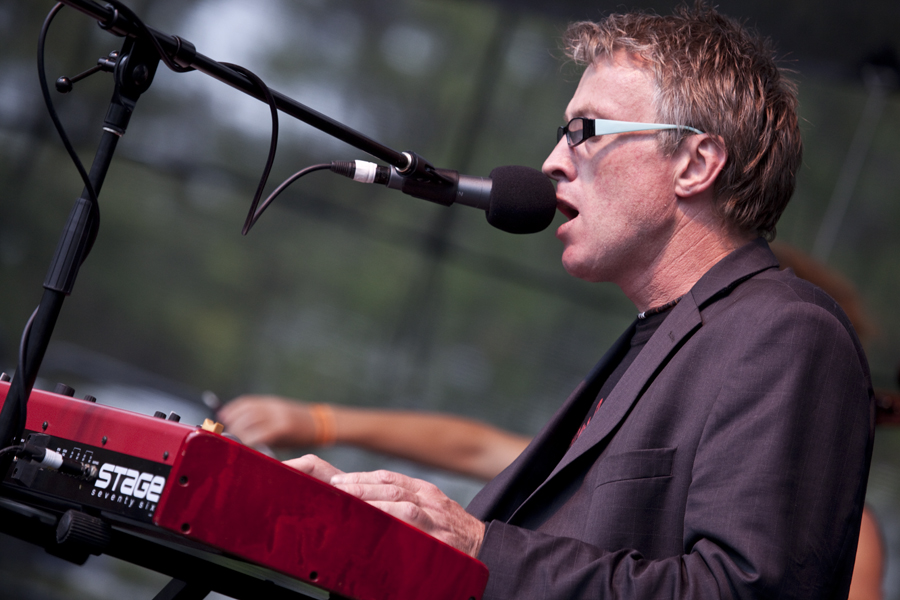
[505,238,779,522]
[567,298,701,466]
[466,324,635,522]
[506,298,703,521]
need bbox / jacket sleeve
[475,299,874,600]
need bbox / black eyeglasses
[557,117,704,147]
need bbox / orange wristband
[310,403,336,447]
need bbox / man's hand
[284,453,346,482]
[330,470,485,557]
[284,455,485,558]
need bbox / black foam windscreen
[486,166,557,234]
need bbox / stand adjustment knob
[56,509,112,556]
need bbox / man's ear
[674,135,727,198]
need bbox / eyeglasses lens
[557,118,587,146]
[566,118,584,145]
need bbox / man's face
[542,53,681,286]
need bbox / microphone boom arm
[58,0,414,172]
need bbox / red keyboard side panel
[155,431,488,600]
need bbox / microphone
[331,160,557,234]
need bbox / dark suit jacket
[467,238,874,600]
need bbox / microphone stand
[0,32,160,457]
[0,0,444,460]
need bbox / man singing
[289,5,874,598]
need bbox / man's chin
[561,256,602,283]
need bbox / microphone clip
[395,152,458,206]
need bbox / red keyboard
[0,380,488,600]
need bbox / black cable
[83,2,323,238]
[38,2,100,258]
[102,2,284,235]
[21,4,103,443]
[219,63,280,235]
[38,0,202,263]
[0,445,24,458]
[17,307,39,382]
[246,163,333,230]
[13,306,40,439]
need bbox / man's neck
[621,222,755,313]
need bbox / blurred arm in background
[218,395,530,481]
